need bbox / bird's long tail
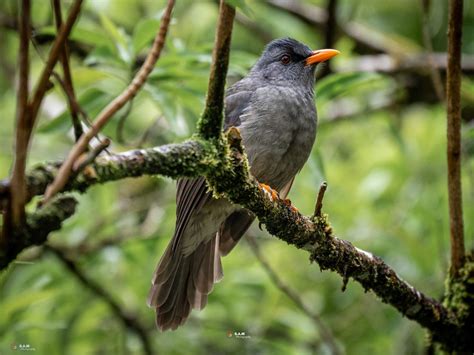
[147,234,223,331]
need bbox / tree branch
[46,246,153,355]
[197,0,235,139]
[206,128,470,351]
[8,0,31,232]
[0,195,77,269]
[28,0,84,129]
[446,0,465,276]
[52,0,83,141]
[42,0,175,203]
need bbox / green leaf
[316,72,387,102]
[132,18,161,55]
[0,290,54,326]
[37,89,112,134]
[99,14,132,64]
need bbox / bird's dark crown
[264,38,313,61]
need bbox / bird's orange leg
[258,183,299,213]
[282,198,299,213]
[259,183,279,201]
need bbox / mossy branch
[197,0,235,140]
[0,194,77,269]
[0,139,218,206]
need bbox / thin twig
[246,235,341,355]
[313,182,328,218]
[51,70,91,126]
[28,0,84,132]
[7,0,31,233]
[47,246,153,355]
[72,138,111,174]
[420,0,445,102]
[52,0,83,141]
[42,0,175,203]
[197,0,235,139]
[446,0,465,276]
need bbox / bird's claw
[283,198,299,213]
[259,183,279,201]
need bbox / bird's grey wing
[224,78,255,130]
[171,177,211,251]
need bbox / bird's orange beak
[305,49,340,65]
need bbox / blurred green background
[1,0,473,354]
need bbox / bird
[147,38,339,331]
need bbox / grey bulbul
[147,38,339,331]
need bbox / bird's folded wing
[171,177,212,252]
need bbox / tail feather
[148,234,223,331]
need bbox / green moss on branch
[0,194,77,269]
[197,1,235,139]
[204,128,471,352]
[1,139,218,201]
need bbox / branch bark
[52,0,83,141]
[0,195,77,269]
[42,0,175,203]
[8,0,31,231]
[0,140,218,221]
[446,0,465,276]
[29,0,84,128]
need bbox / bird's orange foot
[283,199,299,213]
[259,183,279,201]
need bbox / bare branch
[52,0,83,141]
[247,235,341,355]
[42,0,175,203]
[29,0,84,129]
[446,0,465,275]
[313,181,328,218]
[7,0,31,232]
[197,0,236,139]
[47,246,153,355]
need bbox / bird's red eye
[280,54,291,65]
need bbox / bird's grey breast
[238,85,317,190]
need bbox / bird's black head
[250,38,339,89]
